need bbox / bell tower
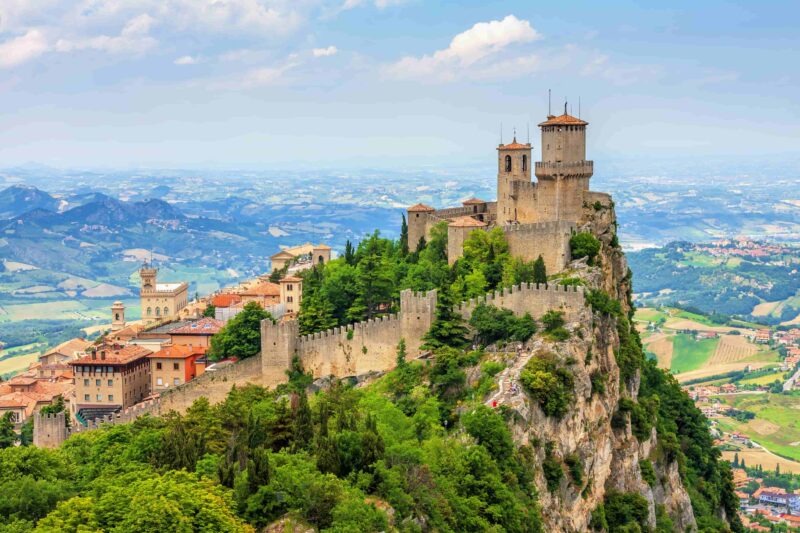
[535,106,593,222]
[496,134,532,225]
[111,301,126,331]
[140,264,157,294]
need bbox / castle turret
[407,203,435,253]
[496,136,532,225]
[535,110,593,222]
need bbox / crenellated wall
[261,289,437,386]
[503,220,575,274]
[456,282,587,323]
[33,412,67,449]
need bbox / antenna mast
[548,89,551,116]
[579,96,581,119]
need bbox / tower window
[505,155,512,172]
[522,155,527,172]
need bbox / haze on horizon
[0,0,797,169]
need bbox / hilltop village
[0,112,746,532]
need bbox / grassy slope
[670,334,719,374]
[717,392,800,462]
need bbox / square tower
[496,136,532,225]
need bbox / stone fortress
[261,109,607,383]
[408,108,601,274]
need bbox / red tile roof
[70,344,152,365]
[462,198,486,205]
[449,216,487,228]
[169,317,224,335]
[148,344,206,359]
[241,281,280,297]
[498,139,531,150]
[407,203,435,212]
[538,113,588,127]
[281,276,303,283]
[211,293,242,308]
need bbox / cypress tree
[246,446,271,494]
[400,214,409,256]
[344,239,356,265]
[422,285,469,350]
[533,255,547,284]
[293,391,314,451]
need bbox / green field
[634,307,668,323]
[716,392,800,462]
[670,334,720,374]
[738,370,786,386]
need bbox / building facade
[69,344,152,420]
[148,344,205,392]
[139,265,189,324]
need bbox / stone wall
[33,412,67,449]
[456,282,587,323]
[503,220,575,274]
[262,289,437,386]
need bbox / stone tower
[111,301,126,331]
[535,109,593,222]
[140,264,157,292]
[33,411,67,449]
[496,136,532,225]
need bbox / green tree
[0,413,15,449]
[462,405,513,463]
[422,286,468,350]
[210,302,273,360]
[399,214,409,256]
[293,391,314,452]
[298,292,337,335]
[344,240,356,266]
[203,304,216,318]
[570,232,601,264]
[348,233,394,321]
[533,255,547,284]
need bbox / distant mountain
[0,185,59,219]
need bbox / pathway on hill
[485,341,540,408]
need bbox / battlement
[502,220,575,234]
[455,282,586,322]
[535,160,593,178]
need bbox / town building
[69,344,152,421]
[0,374,73,429]
[407,110,601,273]
[239,280,281,308]
[38,338,92,366]
[168,317,224,348]
[270,243,331,273]
[280,275,303,316]
[139,264,189,324]
[755,329,771,344]
[147,344,205,392]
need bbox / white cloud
[0,29,49,69]
[174,55,198,65]
[55,14,157,55]
[384,15,541,82]
[204,58,301,89]
[312,45,338,57]
[341,0,408,10]
[581,53,661,86]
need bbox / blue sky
[0,0,797,168]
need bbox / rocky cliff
[490,193,738,532]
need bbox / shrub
[469,303,537,347]
[604,491,649,531]
[639,459,656,487]
[586,289,622,316]
[520,353,574,418]
[565,453,584,486]
[590,371,606,396]
[543,443,563,492]
[570,232,601,263]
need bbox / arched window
[147,307,152,316]
[504,155,512,172]
[155,307,161,317]
[522,155,527,171]
[163,307,169,316]
[114,313,120,320]
[318,255,324,264]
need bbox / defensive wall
[503,220,575,274]
[455,282,586,322]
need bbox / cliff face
[495,194,698,532]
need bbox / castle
[408,109,598,273]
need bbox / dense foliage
[297,226,542,335]
[209,302,273,361]
[569,232,601,264]
[468,303,536,347]
[519,352,574,418]
[2,344,546,532]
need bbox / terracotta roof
[407,203,435,212]
[449,216,487,228]
[281,276,303,283]
[8,376,37,386]
[270,250,295,259]
[313,243,332,250]
[44,337,91,358]
[497,138,531,150]
[462,198,486,205]
[212,293,242,308]
[71,344,152,365]
[169,317,224,335]
[538,113,588,127]
[148,344,205,359]
[241,281,281,297]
